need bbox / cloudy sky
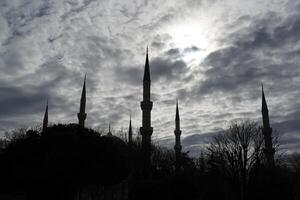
[0,0,300,156]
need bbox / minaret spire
[107,123,112,137]
[78,75,87,128]
[261,83,270,128]
[143,46,150,82]
[261,84,275,167]
[128,112,133,145]
[175,99,180,130]
[174,99,182,173]
[140,47,153,173]
[42,100,48,133]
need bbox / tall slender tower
[78,75,87,128]
[107,123,112,137]
[128,113,133,144]
[42,100,48,133]
[140,47,153,168]
[174,99,182,172]
[261,84,275,167]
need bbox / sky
[0,0,300,156]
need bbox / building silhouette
[78,75,87,128]
[38,48,278,174]
[174,99,182,173]
[140,47,153,170]
[261,84,275,167]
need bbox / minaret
[174,99,182,173]
[107,123,112,137]
[42,100,48,133]
[78,75,87,128]
[128,113,133,144]
[140,47,153,168]
[261,84,275,167]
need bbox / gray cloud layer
[0,0,299,155]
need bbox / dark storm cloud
[173,9,300,154]
[183,46,200,53]
[280,134,300,153]
[166,46,201,58]
[117,66,142,86]
[151,57,187,81]
[0,55,90,131]
[158,130,223,156]
[166,48,180,57]
[182,132,220,147]
[0,85,47,118]
[151,34,172,50]
[1,0,300,154]
[117,53,189,85]
[273,119,300,137]
[194,11,300,97]
[0,81,68,115]
[151,41,165,49]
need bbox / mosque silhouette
[41,48,275,170]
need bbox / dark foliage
[0,124,130,200]
[1,122,300,200]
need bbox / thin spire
[261,83,274,166]
[80,74,86,114]
[175,99,180,130]
[261,83,268,113]
[174,99,182,174]
[143,47,150,82]
[42,100,48,133]
[78,75,87,128]
[129,112,133,144]
[107,123,112,136]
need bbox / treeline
[0,122,300,200]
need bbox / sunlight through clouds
[0,0,300,155]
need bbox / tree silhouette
[0,124,130,200]
[0,121,299,200]
[206,121,264,200]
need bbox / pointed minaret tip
[176,99,179,117]
[78,75,87,128]
[261,83,268,111]
[107,123,113,136]
[43,100,48,133]
[175,99,180,130]
[129,113,132,129]
[44,100,48,117]
[128,113,133,144]
[79,75,86,113]
[143,46,150,82]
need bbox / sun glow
[170,24,210,49]
[166,21,215,62]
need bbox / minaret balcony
[174,130,182,136]
[77,113,87,120]
[140,101,153,110]
[140,127,153,136]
